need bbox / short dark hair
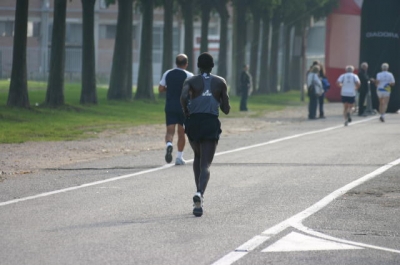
[175,54,188,67]
[197,52,214,72]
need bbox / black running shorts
[184,113,222,142]
[166,111,186,126]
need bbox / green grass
[0,80,305,143]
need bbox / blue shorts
[341,96,355,104]
[166,111,185,126]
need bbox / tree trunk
[200,0,212,53]
[161,0,173,75]
[269,16,280,93]
[233,0,247,96]
[80,0,97,104]
[135,0,155,100]
[107,0,133,100]
[7,0,29,108]
[159,0,173,99]
[289,21,303,95]
[258,14,270,94]
[178,0,194,72]
[214,0,229,79]
[282,25,292,92]
[249,7,261,93]
[45,0,67,107]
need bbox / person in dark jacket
[357,62,372,116]
[180,52,230,217]
[239,64,252,111]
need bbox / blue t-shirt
[159,68,193,112]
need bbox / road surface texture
[1,103,399,265]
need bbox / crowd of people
[306,61,395,125]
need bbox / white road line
[0,116,375,208]
[293,223,400,254]
[211,157,400,265]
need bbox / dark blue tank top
[188,74,220,116]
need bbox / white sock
[166,142,172,147]
[177,151,183,159]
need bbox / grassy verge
[0,80,305,143]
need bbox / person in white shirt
[375,63,395,122]
[336,65,361,126]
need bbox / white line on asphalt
[293,223,400,254]
[0,116,376,208]
[211,157,400,265]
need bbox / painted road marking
[293,223,400,254]
[262,232,363,252]
[211,157,400,265]
[0,116,376,208]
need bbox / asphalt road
[1,103,400,265]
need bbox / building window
[27,22,41,37]
[66,23,82,45]
[99,24,116,39]
[152,25,162,50]
[0,21,14,37]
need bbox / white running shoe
[175,157,186,165]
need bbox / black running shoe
[165,145,173,163]
[380,116,385,122]
[192,192,203,217]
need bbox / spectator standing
[307,65,323,119]
[375,63,395,122]
[159,54,193,165]
[336,65,361,126]
[357,62,373,116]
[239,64,252,111]
[180,52,230,217]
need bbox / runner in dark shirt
[180,52,230,217]
[159,54,193,165]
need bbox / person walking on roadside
[307,65,323,119]
[336,65,361,126]
[375,63,395,122]
[180,52,230,217]
[159,54,194,165]
[239,64,252,111]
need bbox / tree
[160,0,174,75]
[107,0,134,100]
[232,0,248,96]
[213,0,229,79]
[269,12,281,93]
[135,0,155,100]
[45,0,67,107]
[178,0,194,72]
[80,0,97,104]
[248,0,262,92]
[257,0,281,94]
[199,0,213,53]
[7,0,30,108]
